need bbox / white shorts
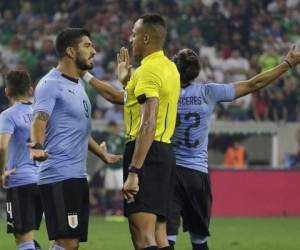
[104,168,123,190]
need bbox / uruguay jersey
[173,83,235,173]
[33,68,91,184]
[0,102,38,188]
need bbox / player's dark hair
[55,28,91,59]
[173,48,200,84]
[139,13,166,28]
[5,70,32,97]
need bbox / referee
[82,14,180,250]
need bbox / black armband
[137,94,147,104]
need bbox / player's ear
[66,47,75,59]
[28,86,33,97]
[144,34,150,44]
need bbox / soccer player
[166,47,300,250]
[29,28,122,250]
[0,70,42,250]
[82,14,180,250]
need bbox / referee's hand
[1,168,16,189]
[123,173,139,200]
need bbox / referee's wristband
[82,72,94,83]
[128,165,141,175]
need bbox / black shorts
[123,141,176,220]
[39,178,89,242]
[6,183,43,234]
[167,167,212,237]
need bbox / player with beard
[29,28,122,250]
[166,47,300,250]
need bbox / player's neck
[56,60,81,80]
[11,96,31,105]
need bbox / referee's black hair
[55,28,91,59]
[172,48,200,84]
[139,13,167,46]
[5,70,32,97]
[139,13,166,28]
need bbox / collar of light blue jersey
[141,50,164,65]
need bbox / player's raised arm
[82,72,124,105]
[234,45,300,99]
[81,47,132,105]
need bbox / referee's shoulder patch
[137,94,147,104]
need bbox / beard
[75,55,94,70]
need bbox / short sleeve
[134,70,161,103]
[205,83,235,103]
[33,80,58,116]
[0,113,15,134]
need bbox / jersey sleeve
[33,79,58,116]
[134,68,162,103]
[205,83,235,103]
[0,112,15,134]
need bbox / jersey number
[6,202,13,219]
[176,112,200,148]
[83,100,89,118]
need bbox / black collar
[61,73,79,83]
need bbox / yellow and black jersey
[124,50,180,144]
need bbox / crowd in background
[1,0,300,216]
[1,0,300,122]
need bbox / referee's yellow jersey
[124,50,180,144]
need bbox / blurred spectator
[270,88,286,122]
[284,129,300,168]
[104,105,123,125]
[282,76,300,122]
[251,90,269,121]
[0,0,299,122]
[224,141,247,169]
[104,121,124,215]
[224,49,250,82]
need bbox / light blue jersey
[0,102,38,188]
[173,83,235,173]
[33,68,91,184]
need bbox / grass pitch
[0,216,299,250]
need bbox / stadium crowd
[1,0,300,122]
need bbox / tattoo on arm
[34,112,49,122]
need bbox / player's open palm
[117,47,132,86]
[1,168,16,189]
[123,173,139,200]
[285,45,300,66]
[99,142,122,164]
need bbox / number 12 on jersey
[175,112,200,148]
